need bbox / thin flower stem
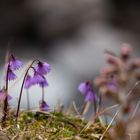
[93,104,119,120]
[42,87,44,103]
[15,67,30,119]
[72,101,80,115]
[26,90,30,110]
[98,93,102,111]
[2,56,11,122]
[15,59,39,119]
[93,97,97,115]
[80,104,119,134]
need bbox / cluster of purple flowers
[78,81,97,102]
[0,55,22,100]
[24,61,51,89]
[7,55,23,81]
[22,61,51,112]
[1,54,52,121]
[1,55,23,121]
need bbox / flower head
[23,61,51,89]
[7,68,17,81]
[78,82,92,95]
[85,91,97,102]
[31,71,44,85]
[9,55,23,70]
[39,101,49,111]
[107,81,118,93]
[36,61,51,75]
[39,76,48,88]
[78,81,97,102]
[121,43,132,57]
[24,75,33,89]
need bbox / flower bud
[121,43,132,60]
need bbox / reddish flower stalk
[2,54,22,122]
[95,44,140,121]
[2,64,10,122]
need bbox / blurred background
[0,0,140,112]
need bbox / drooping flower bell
[24,61,50,89]
[24,75,32,89]
[85,90,97,102]
[31,71,45,85]
[39,100,49,111]
[9,55,23,70]
[39,76,48,88]
[78,82,90,95]
[78,81,97,102]
[7,68,17,81]
[35,61,51,75]
[6,55,23,81]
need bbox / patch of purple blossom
[39,76,49,88]
[9,55,23,70]
[7,68,17,81]
[24,75,32,89]
[39,100,49,111]
[15,59,51,118]
[31,71,45,85]
[6,55,23,81]
[35,61,51,75]
[24,61,50,89]
[3,54,22,121]
[78,81,97,102]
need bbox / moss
[1,111,110,140]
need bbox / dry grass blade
[99,108,120,140]
[80,104,119,133]
[66,101,80,115]
[131,99,140,119]
[93,104,119,120]
[72,101,80,115]
[99,80,140,140]
[80,101,90,116]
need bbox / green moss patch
[1,111,110,140]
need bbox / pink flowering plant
[78,44,140,140]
